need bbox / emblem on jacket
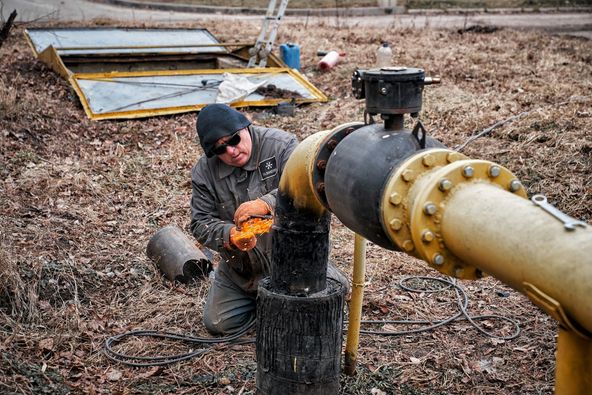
[259,156,277,181]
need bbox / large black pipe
[270,190,331,295]
[324,124,444,250]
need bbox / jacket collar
[216,126,259,179]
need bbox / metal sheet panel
[25,28,227,56]
[70,68,328,120]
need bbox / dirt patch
[1,17,590,394]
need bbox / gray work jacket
[190,125,298,292]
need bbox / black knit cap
[196,104,251,157]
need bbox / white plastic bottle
[377,42,393,69]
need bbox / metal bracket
[523,282,591,340]
[531,194,588,231]
[363,110,375,125]
[411,120,427,149]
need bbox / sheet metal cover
[25,28,227,56]
[70,68,327,120]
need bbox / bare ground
[0,17,591,395]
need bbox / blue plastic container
[280,43,301,70]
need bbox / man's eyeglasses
[211,131,241,156]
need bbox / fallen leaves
[106,368,123,382]
[2,15,589,395]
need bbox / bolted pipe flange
[381,148,469,258]
[311,122,365,210]
[406,156,527,279]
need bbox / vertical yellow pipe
[344,233,367,376]
[556,327,592,395]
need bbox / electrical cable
[104,276,519,367]
[354,276,520,340]
[103,317,255,367]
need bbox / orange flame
[233,218,273,242]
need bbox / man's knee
[203,305,254,336]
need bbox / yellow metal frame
[23,28,325,121]
[69,67,328,121]
[23,31,72,79]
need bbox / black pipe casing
[270,190,330,295]
[256,278,344,394]
[324,123,444,250]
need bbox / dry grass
[0,16,590,395]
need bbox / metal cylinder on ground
[146,225,211,283]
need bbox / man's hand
[234,199,271,226]
[230,226,257,251]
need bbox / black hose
[104,276,520,367]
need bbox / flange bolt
[439,179,453,192]
[402,169,415,182]
[423,202,438,216]
[421,230,434,243]
[462,166,474,178]
[447,152,463,163]
[422,154,435,167]
[389,192,402,206]
[402,240,414,252]
[316,160,327,171]
[488,165,501,178]
[389,218,403,231]
[509,179,522,192]
[432,253,445,266]
[327,139,338,151]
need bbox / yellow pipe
[344,233,367,376]
[381,150,592,394]
[439,182,592,334]
[278,130,331,216]
[556,326,592,394]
